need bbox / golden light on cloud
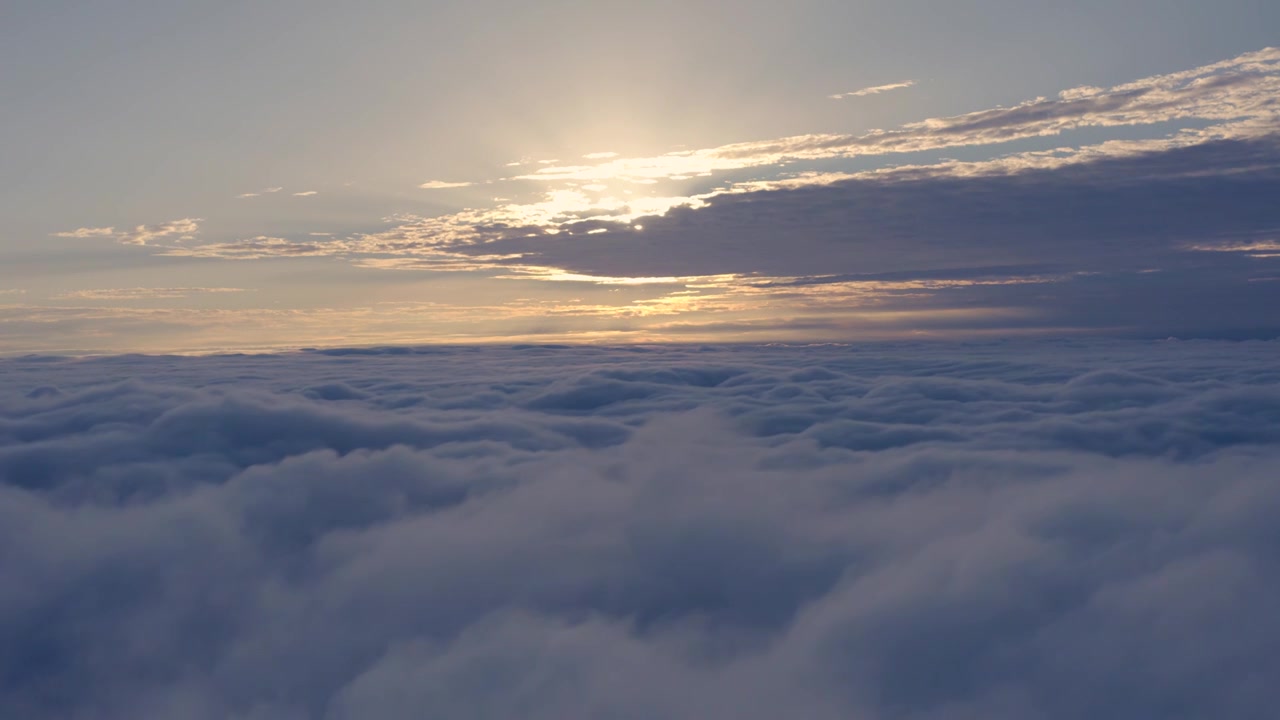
[1186,239,1280,253]
[493,268,724,285]
[419,180,475,189]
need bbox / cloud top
[3,340,1280,718]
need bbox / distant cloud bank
[52,287,248,301]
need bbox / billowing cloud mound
[4,341,1280,718]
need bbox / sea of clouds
[3,340,1280,719]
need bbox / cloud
[139,120,1280,340]
[1188,238,1280,255]
[3,341,1280,717]
[829,80,916,99]
[0,299,641,355]
[50,226,118,238]
[473,137,1280,275]
[427,134,1280,338]
[119,218,202,245]
[51,287,248,301]
[238,187,287,198]
[293,190,319,197]
[515,47,1278,184]
[235,46,1276,333]
[158,236,337,260]
[53,218,202,246]
[41,48,1280,341]
[419,180,474,190]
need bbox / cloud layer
[829,80,916,99]
[4,340,1280,718]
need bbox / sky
[2,1,1280,353]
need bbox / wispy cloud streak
[52,287,248,301]
[829,80,916,99]
[419,180,474,190]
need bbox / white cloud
[119,218,202,245]
[828,80,916,99]
[52,218,201,245]
[419,180,474,190]
[293,190,319,197]
[239,187,286,198]
[50,226,117,239]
